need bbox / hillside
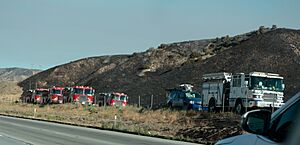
[19,26,300,104]
[0,67,41,82]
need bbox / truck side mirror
[282,84,285,90]
[244,81,249,87]
[258,81,263,88]
[241,109,271,135]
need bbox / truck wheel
[167,102,173,109]
[208,99,216,112]
[98,101,103,107]
[187,104,193,110]
[67,97,72,103]
[235,100,244,115]
[25,98,29,103]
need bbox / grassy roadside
[0,100,242,144]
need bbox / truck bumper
[192,104,202,111]
[248,100,284,108]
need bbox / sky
[0,0,299,70]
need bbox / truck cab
[72,86,95,105]
[33,88,49,104]
[106,92,129,107]
[49,86,64,104]
[230,72,285,114]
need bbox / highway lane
[0,134,30,145]
[0,115,201,145]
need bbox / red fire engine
[33,88,49,104]
[106,92,128,107]
[72,86,95,105]
[49,86,64,104]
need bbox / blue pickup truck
[166,84,202,110]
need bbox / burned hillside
[19,27,300,104]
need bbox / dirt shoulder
[0,101,242,144]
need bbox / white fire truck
[202,72,285,114]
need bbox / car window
[178,91,185,98]
[185,92,193,98]
[170,91,177,99]
[269,100,300,142]
[192,92,201,98]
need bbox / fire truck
[33,88,50,104]
[202,72,285,114]
[20,89,34,103]
[72,86,95,105]
[111,92,128,107]
[49,86,64,104]
[104,92,129,107]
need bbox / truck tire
[47,98,51,104]
[167,102,173,109]
[98,101,104,107]
[235,100,244,115]
[187,104,193,110]
[208,99,216,112]
[67,97,72,103]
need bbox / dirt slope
[0,81,22,101]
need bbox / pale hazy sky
[0,0,299,70]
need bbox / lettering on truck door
[217,82,223,106]
[202,83,209,107]
[229,75,241,107]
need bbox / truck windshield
[74,88,84,94]
[120,95,127,101]
[36,90,48,96]
[185,92,201,98]
[113,96,120,100]
[84,89,94,95]
[52,89,62,94]
[250,76,284,92]
[36,91,43,95]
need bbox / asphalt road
[0,134,29,145]
[0,115,201,145]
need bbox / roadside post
[113,114,117,129]
[150,95,153,109]
[33,108,37,118]
[138,96,141,108]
